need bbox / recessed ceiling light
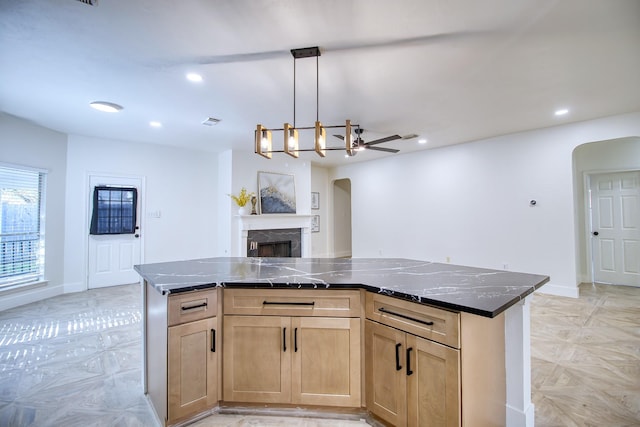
[555,108,569,116]
[89,101,123,113]
[149,121,162,128]
[186,73,203,83]
[418,139,428,144]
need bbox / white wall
[0,114,68,310]
[332,178,352,258]
[64,135,218,292]
[217,151,312,256]
[311,166,330,257]
[330,112,640,297]
[572,137,640,283]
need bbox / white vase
[238,206,250,216]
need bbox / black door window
[89,186,137,235]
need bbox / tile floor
[0,282,638,426]
[530,283,640,426]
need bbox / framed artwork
[311,215,320,233]
[258,171,296,214]
[311,192,319,210]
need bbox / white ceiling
[1,0,639,166]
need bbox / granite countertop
[134,257,549,318]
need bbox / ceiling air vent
[202,117,221,126]
[76,0,98,5]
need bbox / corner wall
[0,114,68,310]
[330,112,640,297]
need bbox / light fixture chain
[293,56,296,128]
[316,54,319,122]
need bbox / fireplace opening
[258,241,292,257]
[247,228,302,257]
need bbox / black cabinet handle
[379,307,434,326]
[210,329,216,352]
[395,343,402,371]
[294,328,298,352]
[263,301,315,306]
[592,231,599,236]
[283,327,287,352]
[406,347,414,376]
[181,302,207,311]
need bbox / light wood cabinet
[144,283,220,426]
[366,293,506,427]
[223,289,361,407]
[168,316,218,420]
[366,320,460,427]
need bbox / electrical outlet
[446,256,450,263]
[503,263,509,270]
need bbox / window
[89,186,137,235]
[0,165,46,287]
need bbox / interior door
[88,175,143,289]
[590,171,640,286]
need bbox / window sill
[0,280,49,295]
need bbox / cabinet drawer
[223,289,361,317]
[168,288,218,326]
[366,293,460,348]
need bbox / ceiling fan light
[284,123,299,158]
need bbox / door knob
[135,234,140,238]
[592,231,599,236]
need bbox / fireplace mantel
[236,214,312,257]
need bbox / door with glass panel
[88,175,143,288]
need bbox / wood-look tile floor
[0,282,638,426]
[531,283,640,426]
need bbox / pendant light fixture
[255,46,357,159]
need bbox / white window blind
[0,165,46,287]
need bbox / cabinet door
[223,315,292,403]
[365,320,407,427]
[292,317,361,407]
[168,316,218,422]
[406,334,460,427]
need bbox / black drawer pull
[283,327,287,352]
[181,302,207,311]
[395,343,402,371]
[379,307,434,326]
[210,329,216,352]
[263,301,315,306]
[406,347,414,376]
[294,328,298,352]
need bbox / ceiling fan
[334,128,402,156]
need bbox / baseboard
[64,281,86,293]
[0,282,64,312]
[506,402,535,427]
[333,250,352,258]
[535,282,579,298]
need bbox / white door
[590,171,640,286]
[88,175,143,289]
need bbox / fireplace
[247,228,301,257]
[237,214,312,257]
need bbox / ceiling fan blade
[365,135,402,146]
[333,134,345,140]
[365,145,399,153]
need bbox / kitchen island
[136,257,549,427]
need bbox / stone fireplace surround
[237,214,312,257]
